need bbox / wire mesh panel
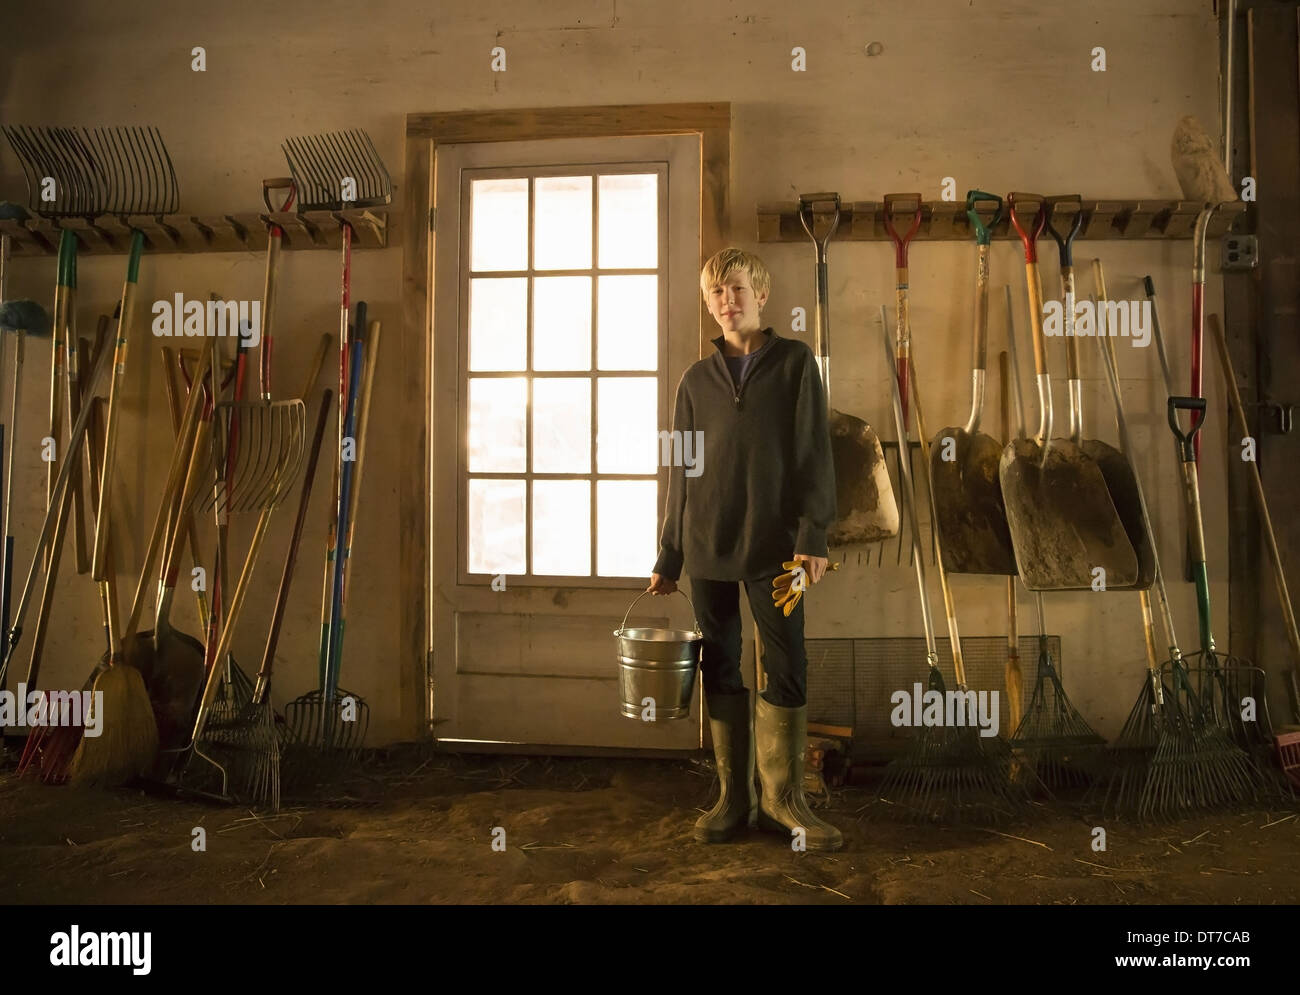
[806,635,1063,760]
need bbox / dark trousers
[690,575,807,709]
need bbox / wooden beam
[1244,6,1300,717]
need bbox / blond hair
[700,247,771,301]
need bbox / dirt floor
[1,745,1298,905]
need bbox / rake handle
[161,346,211,631]
[123,333,215,643]
[327,320,381,697]
[908,356,969,689]
[91,231,144,581]
[325,332,366,700]
[0,342,111,684]
[999,349,1023,730]
[46,233,72,571]
[257,390,334,702]
[1208,313,1300,670]
[880,306,939,665]
[190,502,278,746]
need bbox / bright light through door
[464,168,663,580]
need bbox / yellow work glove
[771,560,840,617]
[772,560,808,617]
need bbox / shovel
[998,193,1138,592]
[928,190,1015,575]
[797,193,898,549]
[1080,257,1153,590]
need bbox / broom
[68,233,160,785]
[873,308,1034,823]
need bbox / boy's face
[705,270,767,335]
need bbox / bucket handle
[618,588,701,635]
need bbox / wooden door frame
[399,103,731,739]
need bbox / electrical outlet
[1221,233,1258,271]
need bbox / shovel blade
[828,408,899,546]
[929,427,1017,575]
[999,438,1139,591]
[1082,439,1155,590]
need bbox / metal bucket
[614,589,702,720]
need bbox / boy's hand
[647,573,678,595]
[792,553,829,584]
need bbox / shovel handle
[797,193,840,402]
[1167,396,1207,460]
[1044,196,1084,267]
[965,190,1003,247]
[1007,193,1046,265]
[883,194,922,266]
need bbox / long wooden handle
[92,232,144,579]
[65,268,88,576]
[256,390,334,701]
[301,333,332,402]
[123,332,215,643]
[1209,313,1300,665]
[85,399,118,657]
[0,342,111,684]
[328,321,382,688]
[155,416,213,634]
[190,502,277,744]
[909,356,968,689]
[999,350,1022,730]
[161,346,210,632]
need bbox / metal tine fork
[199,401,306,517]
[281,129,392,212]
[1,125,178,217]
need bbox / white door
[430,133,703,749]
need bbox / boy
[647,247,842,851]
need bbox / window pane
[532,378,590,473]
[597,480,657,577]
[533,276,591,371]
[535,176,592,270]
[533,480,590,576]
[469,277,527,371]
[599,173,658,269]
[471,178,528,271]
[468,377,526,472]
[597,275,657,370]
[597,377,658,473]
[468,479,526,573]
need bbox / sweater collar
[711,326,777,358]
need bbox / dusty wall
[0,0,1227,743]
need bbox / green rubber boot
[693,689,757,843]
[755,695,843,851]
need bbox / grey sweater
[652,328,836,582]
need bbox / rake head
[1009,640,1107,789]
[1087,669,1167,818]
[281,129,392,212]
[196,696,280,812]
[281,688,370,788]
[874,667,1036,823]
[1137,661,1266,819]
[1,125,179,217]
[197,400,307,516]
